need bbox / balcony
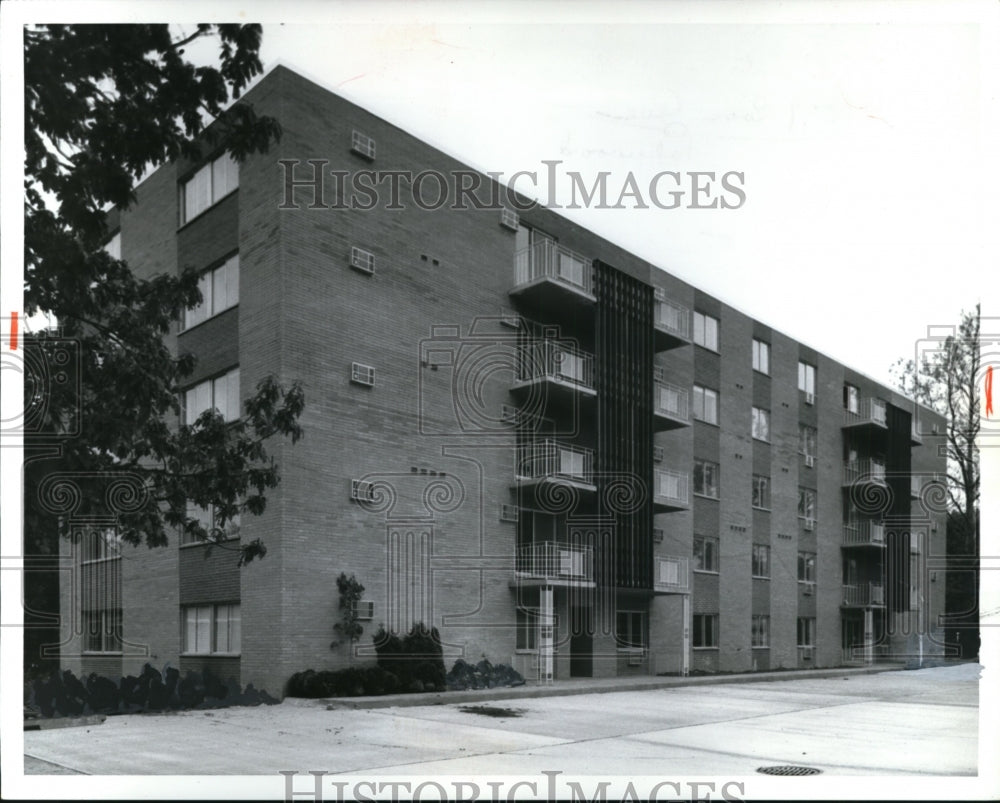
[510,241,595,311]
[513,541,595,588]
[654,555,690,594]
[653,469,689,511]
[653,381,690,431]
[843,519,886,547]
[514,440,595,492]
[653,296,691,351]
[511,341,596,407]
[843,397,888,431]
[843,459,887,489]
[842,582,886,608]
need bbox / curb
[295,662,908,711]
[24,714,107,732]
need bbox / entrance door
[569,604,593,677]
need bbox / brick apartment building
[57,65,949,695]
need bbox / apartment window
[798,488,816,521]
[516,607,537,651]
[692,385,719,424]
[693,614,718,648]
[751,615,770,648]
[751,475,770,510]
[797,617,816,647]
[694,536,719,573]
[692,311,719,352]
[183,253,239,330]
[844,383,859,413]
[751,407,770,442]
[182,603,241,655]
[798,424,817,459]
[182,501,240,545]
[798,361,816,396]
[752,544,770,578]
[615,611,647,649]
[83,609,122,653]
[351,129,376,160]
[752,339,770,375]
[693,460,719,499]
[798,552,816,583]
[184,367,240,425]
[351,362,376,387]
[181,152,239,224]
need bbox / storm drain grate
[756,765,823,776]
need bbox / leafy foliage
[332,573,366,647]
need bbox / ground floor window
[751,615,770,648]
[182,603,241,655]
[797,617,816,647]
[516,607,537,651]
[615,611,647,649]
[83,609,122,653]
[693,613,718,648]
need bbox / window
[182,501,240,545]
[181,153,239,224]
[82,527,123,563]
[693,614,718,648]
[350,246,376,274]
[351,130,376,160]
[83,609,122,653]
[694,536,718,572]
[798,361,816,396]
[752,339,770,375]
[615,611,647,649]
[844,383,859,413]
[183,367,240,424]
[693,460,719,499]
[798,488,816,521]
[751,615,770,648]
[751,475,770,510]
[692,385,719,424]
[183,254,239,330]
[797,617,816,647]
[751,407,770,442]
[351,362,376,386]
[183,603,241,655]
[516,607,537,650]
[798,552,816,583]
[692,311,719,351]
[798,424,817,459]
[752,544,770,578]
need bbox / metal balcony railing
[654,298,690,340]
[654,381,689,422]
[844,397,888,429]
[514,241,593,295]
[842,519,886,547]
[515,541,593,582]
[843,459,887,487]
[654,469,689,507]
[516,440,594,484]
[517,341,594,390]
[842,582,886,607]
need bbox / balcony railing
[516,340,594,391]
[515,541,593,583]
[654,469,689,508]
[843,459,887,487]
[653,381,690,425]
[516,440,594,485]
[843,519,886,547]
[514,241,593,296]
[844,397,888,429]
[654,298,691,341]
[842,583,886,607]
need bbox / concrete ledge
[286,663,908,711]
[24,714,107,732]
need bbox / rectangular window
[751,475,770,510]
[83,609,122,653]
[798,552,817,582]
[182,501,240,545]
[183,603,241,655]
[751,615,770,648]
[351,362,376,387]
[844,383,859,413]
[798,424,817,458]
[615,611,647,649]
[797,617,816,647]
[183,254,239,330]
[798,488,816,521]
[693,459,719,498]
[692,311,719,352]
[694,536,718,572]
[183,367,240,425]
[693,614,718,648]
[798,361,816,395]
[752,544,770,578]
[351,130,376,160]
[181,153,238,224]
[516,607,537,650]
[751,407,770,442]
[752,339,770,375]
[692,385,719,424]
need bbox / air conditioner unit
[653,287,666,301]
[653,366,665,383]
[353,601,375,620]
[350,362,375,387]
[500,504,519,523]
[804,392,815,406]
[931,423,940,435]
[350,246,375,274]
[350,479,375,502]
[653,446,664,463]
[652,528,664,544]
[804,454,815,468]
[803,518,816,532]
[801,647,814,661]
[499,309,521,329]
[499,208,519,231]
[803,583,815,596]
[350,130,376,160]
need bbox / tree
[22,25,304,670]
